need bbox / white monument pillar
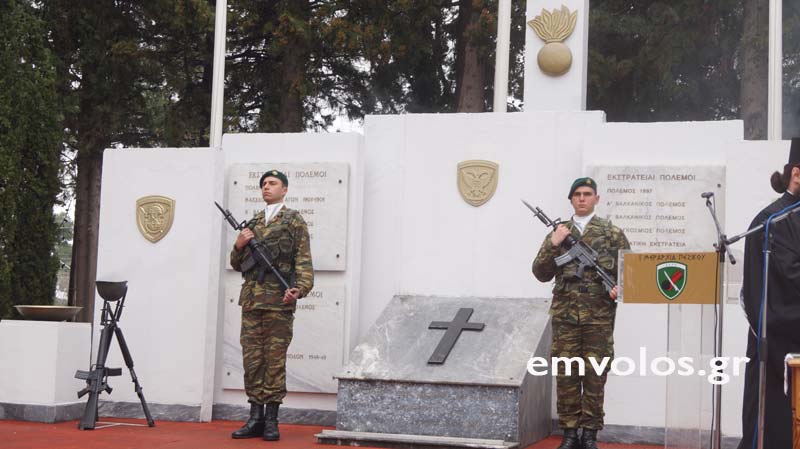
[209,0,227,148]
[493,0,512,113]
[524,0,589,110]
[768,0,782,140]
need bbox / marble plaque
[222,275,345,393]
[226,163,349,271]
[338,296,551,385]
[587,166,726,252]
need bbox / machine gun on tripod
[75,281,155,430]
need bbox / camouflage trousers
[551,320,614,430]
[240,309,295,404]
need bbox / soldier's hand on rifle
[550,224,571,246]
[609,285,619,301]
[282,287,300,304]
[235,228,255,250]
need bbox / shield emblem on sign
[656,261,687,300]
[136,195,175,243]
[457,160,499,207]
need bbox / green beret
[567,177,597,199]
[259,170,288,188]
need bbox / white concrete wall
[580,121,733,433]
[0,321,90,405]
[581,122,792,436]
[84,112,792,438]
[95,147,224,420]
[358,112,792,438]
[359,111,606,336]
[214,132,364,412]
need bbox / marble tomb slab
[331,296,552,447]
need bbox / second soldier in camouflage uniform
[230,170,314,441]
[532,177,629,449]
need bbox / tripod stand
[702,191,734,449]
[75,281,155,430]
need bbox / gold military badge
[136,195,175,243]
[457,160,499,207]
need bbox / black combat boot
[556,428,581,449]
[231,402,265,439]
[262,402,280,441]
[581,428,599,449]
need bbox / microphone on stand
[702,191,736,264]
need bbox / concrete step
[315,429,519,449]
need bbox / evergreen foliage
[1,1,799,321]
[588,1,745,122]
[0,0,63,318]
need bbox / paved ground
[1,418,662,449]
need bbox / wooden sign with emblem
[457,160,499,207]
[619,251,719,304]
[136,195,175,243]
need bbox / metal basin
[14,305,83,321]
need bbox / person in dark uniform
[737,138,800,449]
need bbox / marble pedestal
[0,320,90,422]
[320,296,552,448]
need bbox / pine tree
[0,0,63,318]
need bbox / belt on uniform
[563,278,590,293]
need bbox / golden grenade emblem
[527,6,578,76]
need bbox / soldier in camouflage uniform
[532,177,629,449]
[229,169,314,441]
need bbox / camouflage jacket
[532,216,629,324]
[230,207,314,312]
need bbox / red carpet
[1,419,660,449]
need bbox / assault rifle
[75,281,154,430]
[522,200,616,292]
[214,202,291,292]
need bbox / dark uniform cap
[259,170,288,188]
[567,177,597,199]
[790,137,800,165]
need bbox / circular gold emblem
[537,42,572,76]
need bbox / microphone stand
[707,197,800,449]
[702,192,734,449]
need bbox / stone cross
[427,308,485,365]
